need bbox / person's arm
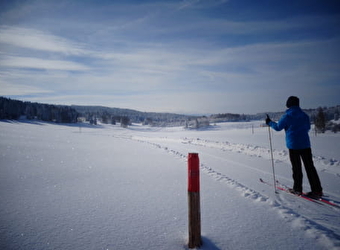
[266,114,287,131]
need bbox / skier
[265,96,323,198]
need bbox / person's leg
[289,149,303,192]
[300,148,323,193]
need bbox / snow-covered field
[1,120,339,250]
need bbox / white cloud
[0,26,87,55]
[0,55,90,71]
[178,0,229,10]
[0,80,52,96]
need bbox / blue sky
[0,0,339,114]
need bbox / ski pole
[267,122,277,193]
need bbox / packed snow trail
[1,121,340,249]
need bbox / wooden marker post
[188,153,201,248]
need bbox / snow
[0,120,339,250]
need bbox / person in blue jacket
[266,96,323,198]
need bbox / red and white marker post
[187,153,201,248]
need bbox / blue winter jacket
[268,106,311,150]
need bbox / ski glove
[265,114,272,125]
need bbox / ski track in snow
[125,134,340,174]
[117,134,340,249]
[182,137,340,173]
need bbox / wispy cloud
[0,26,88,56]
[0,80,52,96]
[0,55,91,71]
[178,0,229,10]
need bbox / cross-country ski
[259,178,340,208]
[275,179,340,208]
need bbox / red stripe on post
[188,153,200,192]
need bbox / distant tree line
[209,113,248,123]
[0,97,78,123]
[248,106,340,133]
[75,108,131,127]
[311,106,340,133]
[185,117,210,129]
[72,105,191,127]
[1,97,339,131]
[253,106,340,133]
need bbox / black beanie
[286,96,300,108]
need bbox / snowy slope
[0,121,339,250]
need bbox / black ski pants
[289,148,323,193]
